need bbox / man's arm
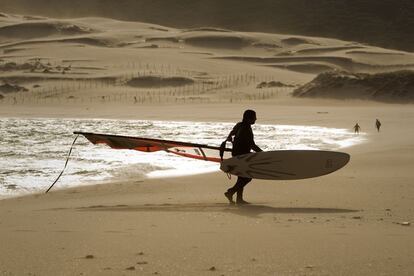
[226,122,241,142]
[226,131,234,142]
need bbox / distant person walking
[223,109,262,205]
[353,123,361,134]
[375,119,381,132]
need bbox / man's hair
[243,109,256,121]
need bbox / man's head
[243,109,257,125]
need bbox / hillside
[1,0,413,52]
[0,12,413,105]
[293,70,414,103]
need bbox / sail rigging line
[45,134,80,193]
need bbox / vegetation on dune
[293,70,414,102]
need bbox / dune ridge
[4,0,412,51]
[0,21,95,39]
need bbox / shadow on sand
[78,203,359,218]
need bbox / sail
[74,131,231,162]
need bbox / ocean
[0,118,365,198]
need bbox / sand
[1,13,413,276]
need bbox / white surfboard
[220,150,350,180]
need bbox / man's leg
[236,177,252,204]
[225,177,251,204]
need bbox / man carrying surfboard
[224,109,263,205]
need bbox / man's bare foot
[236,199,250,205]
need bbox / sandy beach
[1,12,413,276]
[1,101,413,275]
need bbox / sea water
[0,118,366,198]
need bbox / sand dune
[269,62,339,74]
[0,12,413,108]
[145,36,180,43]
[0,12,412,108]
[145,32,279,50]
[2,0,413,51]
[281,37,319,46]
[183,27,232,33]
[251,42,281,49]
[214,55,359,71]
[346,50,406,56]
[126,76,194,87]
[216,55,414,74]
[183,34,252,49]
[0,21,94,40]
[293,70,414,102]
[0,35,123,50]
[295,45,365,55]
[59,36,119,47]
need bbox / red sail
[74,131,231,162]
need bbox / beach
[1,101,414,275]
[1,12,414,275]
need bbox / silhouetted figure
[375,119,381,132]
[224,109,262,205]
[354,123,361,134]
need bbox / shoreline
[2,95,414,276]
[1,130,413,275]
[1,114,367,200]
